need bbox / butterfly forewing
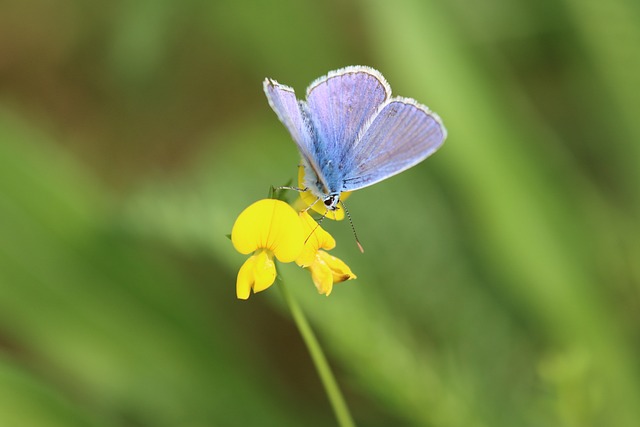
[304,67,391,189]
[342,98,446,192]
[263,79,318,172]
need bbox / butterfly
[264,65,447,213]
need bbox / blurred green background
[1,0,639,426]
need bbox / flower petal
[236,249,277,299]
[231,199,304,262]
[308,259,335,296]
[318,250,357,284]
[236,255,256,300]
[252,249,277,292]
[267,202,306,263]
[296,211,336,267]
[307,251,357,296]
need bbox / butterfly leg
[275,185,308,192]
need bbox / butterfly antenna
[340,200,364,253]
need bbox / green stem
[277,276,356,427]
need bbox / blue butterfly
[264,66,447,212]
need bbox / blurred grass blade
[561,0,640,210]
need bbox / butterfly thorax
[301,161,343,211]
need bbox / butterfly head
[323,193,341,211]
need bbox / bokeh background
[1,0,639,426]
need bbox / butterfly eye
[323,194,340,210]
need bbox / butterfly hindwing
[342,97,446,192]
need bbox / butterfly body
[264,66,446,211]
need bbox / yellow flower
[298,165,351,221]
[232,199,304,299]
[308,251,357,296]
[296,211,357,296]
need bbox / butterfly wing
[263,78,322,175]
[341,97,447,192]
[304,66,391,191]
